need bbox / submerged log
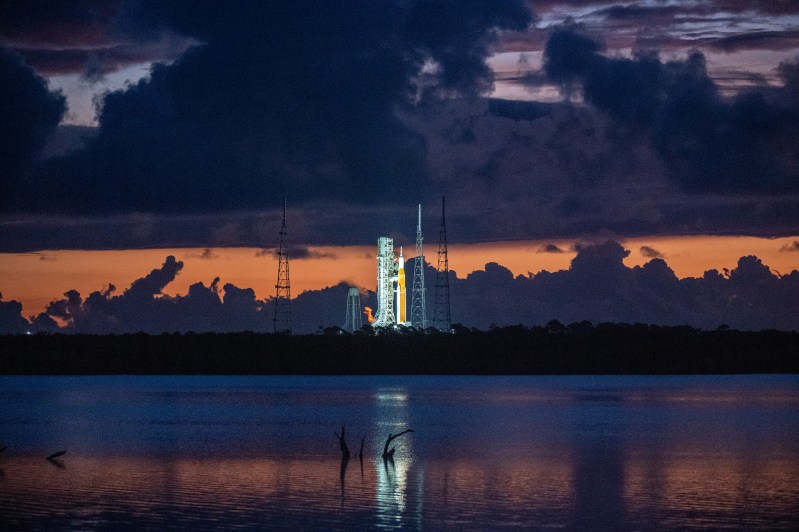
[335,426,350,460]
[382,429,414,459]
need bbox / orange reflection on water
[0,455,383,527]
[421,456,574,527]
[1,449,798,529]
[624,453,799,529]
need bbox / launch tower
[433,196,451,331]
[410,204,427,328]
[373,237,397,327]
[273,199,292,333]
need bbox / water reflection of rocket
[396,247,406,324]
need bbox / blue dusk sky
[1,1,799,333]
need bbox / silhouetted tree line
[1,322,797,375]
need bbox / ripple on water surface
[0,375,798,529]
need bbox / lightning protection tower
[344,286,362,332]
[410,204,427,329]
[433,196,451,331]
[273,199,292,334]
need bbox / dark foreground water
[0,375,797,530]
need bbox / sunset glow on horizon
[3,235,797,319]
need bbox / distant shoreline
[3,324,798,375]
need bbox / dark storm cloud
[0,293,30,334]
[15,40,193,80]
[501,2,799,55]
[24,255,247,333]
[640,246,663,259]
[710,70,771,90]
[542,27,799,194]
[487,98,554,121]
[538,244,565,254]
[5,241,798,334]
[706,30,799,53]
[256,246,336,261]
[0,204,428,252]
[448,240,799,331]
[520,0,797,57]
[712,1,799,16]
[598,5,681,22]
[13,254,362,334]
[12,0,531,215]
[3,1,799,250]
[185,248,218,260]
[0,48,66,212]
[780,241,799,252]
[0,1,119,48]
[415,96,799,243]
[0,1,193,79]
[590,2,799,26]
[127,255,182,298]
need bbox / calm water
[0,375,797,530]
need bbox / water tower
[344,286,362,332]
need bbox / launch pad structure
[273,199,292,334]
[372,238,411,328]
[410,204,427,329]
[373,237,401,327]
[372,203,430,329]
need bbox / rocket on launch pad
[372,239,408,328]
[372,205,425,328]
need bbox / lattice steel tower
[410,204,427,329]
[273,199,292,333]
[433,196,451,331]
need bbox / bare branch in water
[382,429,414,459]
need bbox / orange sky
[1,235,797,318]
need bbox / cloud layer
[542,26,799,194]
[449,241,799,331]
[3,241,797,334]
[0,48,65,211]
[18,1,530,214]
[0,1,193,80]
[0,2,798,251]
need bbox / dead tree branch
[46,450,66,460]
[335,425,350,460]
[382,429,414,459]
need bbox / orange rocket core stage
[396,247,406,324]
